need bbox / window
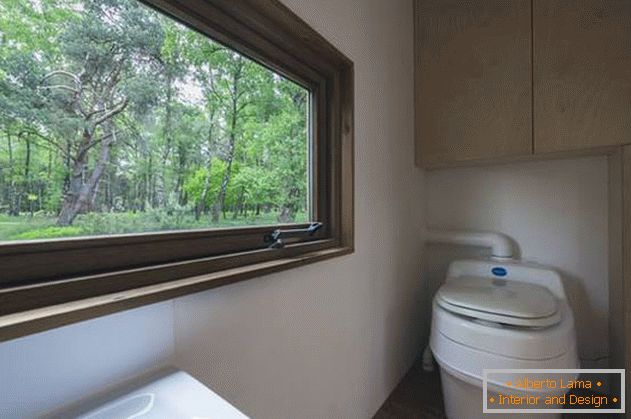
[0,0,353,340]
[1,0,310,238]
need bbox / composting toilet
[430,259,579,419]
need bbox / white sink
[53,370,249,419]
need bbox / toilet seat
[430,259,578,361]
[430,260,580,419]
[435,276,561,327]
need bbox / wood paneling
[623,146,631,410]
[534,0,631,153]
[608,145,631,412]
[415,0,532,168]
[608,150,624,371]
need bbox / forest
[0,0,309,241]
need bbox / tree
[54,0,165,225]
[0,0,310,241]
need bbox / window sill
[0,245,353,342]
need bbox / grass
[0,210,308,242]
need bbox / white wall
[425,156,609,368]
[0,2,609,418]
[0,302,174,418]
[173,0,426,418]
[0,2,425,418]
[0,3,609,418]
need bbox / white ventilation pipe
[425,228,515,260]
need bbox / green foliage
[12,225,85,240]
[0,210,308,241]
[184,159,226,207]
[0,0,309,241]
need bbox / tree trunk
[277,187,300,223]
[211,62,242,222]
[196,159,213,221]
[156,71,174,208]
[176,142,187,206]
[24,137,32,217]
[211,137,235,223]
[6,133,19,216]
[197,113,216,221]
[57,123,118,225]
[277,206,294,223]
[232,189,244,219]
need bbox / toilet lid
[436,276,560,327]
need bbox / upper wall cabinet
[415,0,532,168]
[415,0,631,168]
[533,0,631,154]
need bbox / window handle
[265,222,323,249]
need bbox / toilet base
[439,368,561,419]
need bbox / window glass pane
[0,0,310,241]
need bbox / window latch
[265,222,323,249]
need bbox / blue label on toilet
[491,267,508,277]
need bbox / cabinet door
[415,0,532,168]
[534,0,631,153]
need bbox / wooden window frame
[0,0,354,341]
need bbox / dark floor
[373,362,446,419]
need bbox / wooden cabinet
[415,0,631,168]
[533,0,631,153]
[608,145,631,411]
[415,0,532,168]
